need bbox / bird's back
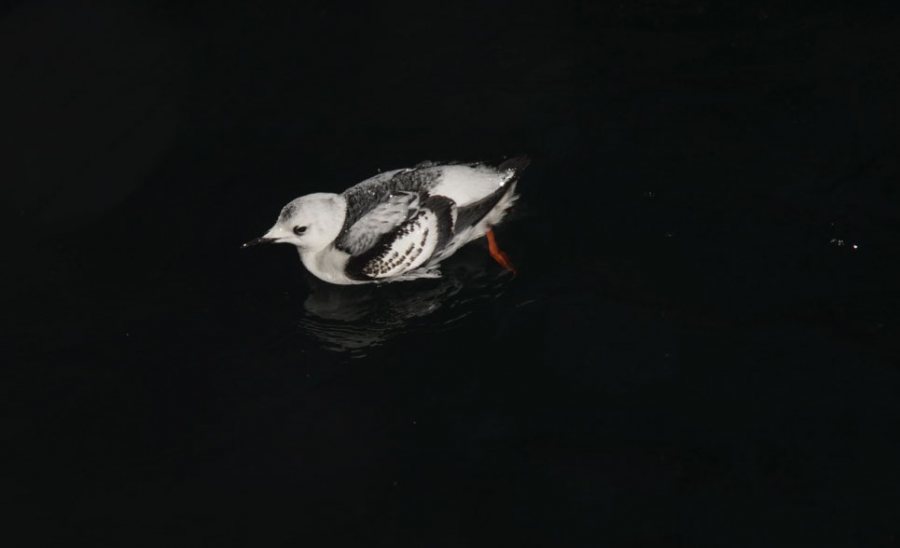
[351,162,511,199]
[425,164,511,206]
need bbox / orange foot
[486,229,517,275]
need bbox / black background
[4,1,900,546]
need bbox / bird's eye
[293,225,308,236]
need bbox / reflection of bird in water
[297,247,507,356]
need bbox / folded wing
[345,196,454,281]
[336,192,419,255]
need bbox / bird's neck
[298,246,353,285]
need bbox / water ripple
[297,252,511,357]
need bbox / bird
[242,156,529,285]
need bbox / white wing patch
[429,165,511,206]
[362,209,440,279]
[342,192,418,255]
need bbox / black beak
[241,237,275,249]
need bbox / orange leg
[485,229,517,275]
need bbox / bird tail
[455,156,529,231]
[498,155,531,175]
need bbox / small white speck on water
[665,232,674,238]
[852,244,858,250]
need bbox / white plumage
[243,157,529,285]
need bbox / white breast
[299,247,363,285]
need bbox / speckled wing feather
[345,196,455,281]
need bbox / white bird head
[243,193,346,253]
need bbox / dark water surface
[5,1,900,546]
